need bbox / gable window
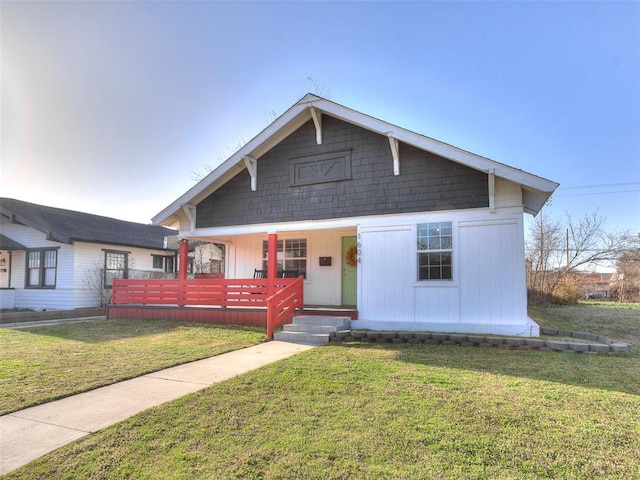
[104,251,128,288]
[262,239,307,278]
[417,222,453,281]
[26,249,57,288]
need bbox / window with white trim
[26,249,57,288]
[262,239,307,278]
[417,222,453,280]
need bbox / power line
[559,181,640,190]
[555,189,640,198]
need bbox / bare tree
[190,138,248,182]
[526,210,632,303]
[611,234,640,302]
[307,76,332,98]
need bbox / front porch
[107,275,357,338]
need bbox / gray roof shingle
[0,198,176,250]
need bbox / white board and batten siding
[352,208,538,337]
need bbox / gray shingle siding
[196,117,488,228]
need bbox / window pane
[418,252,452,280]
[28,268,41,286]
[28,251,40,268]
[106,252,125,269]
[44,250,56,268]
[165,257,175,273]
[105,252,127,287]
[105,270,118,287]
[44,268,56,286]
[262,240,283,260]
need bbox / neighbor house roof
[153,94,559,226]
[0,198,176,250]
[0,233,27,251]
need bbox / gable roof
[153,94,558,225]
[0,198,176,250]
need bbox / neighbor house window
[417,222,453,280]
[164,256,175,273]
[26,249,58,288]
[152,254,176,273]
[262,239,307,277]
[104,251,128,288]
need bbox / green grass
[529,300,640,346]
[0,319,266,415]
[4,304,639,479]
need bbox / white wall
[353,207,536,336]
[72,242,176,308]
[224,228,355,305]
[2,222,77,310]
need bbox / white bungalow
[152,94,558,336]
[0,198,177,311]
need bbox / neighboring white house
[0,198,177,311]
[152,94,559,336]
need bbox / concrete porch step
[274,315,352,345]
[283,324,339,334]
[291,315,350,329]
[273,331,331,345]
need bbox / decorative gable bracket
[181,204,196,232]
[387,133,400,176]
[488,168,496,213]
[243,156,257,191]
[310,107,322,145]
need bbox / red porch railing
[111,277,304,339]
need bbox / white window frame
[262,238,307,278]
[417,222,453,282]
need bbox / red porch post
[178,240,189,280]
[267,233,277,295]
[177,240,188,307]
[266,232,278,340]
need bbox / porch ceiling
[180,218,358,242]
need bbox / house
[0,198,177,311]
[577,272,613,300]
[151,94,559,336]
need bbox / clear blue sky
[2,1,639,235]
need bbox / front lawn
[0,319,265,415]
[5,304,639,479]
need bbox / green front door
[341,236,357,306]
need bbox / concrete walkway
[0,341,315,475]
[0,315,106,329]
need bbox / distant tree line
[526,210,638,304]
